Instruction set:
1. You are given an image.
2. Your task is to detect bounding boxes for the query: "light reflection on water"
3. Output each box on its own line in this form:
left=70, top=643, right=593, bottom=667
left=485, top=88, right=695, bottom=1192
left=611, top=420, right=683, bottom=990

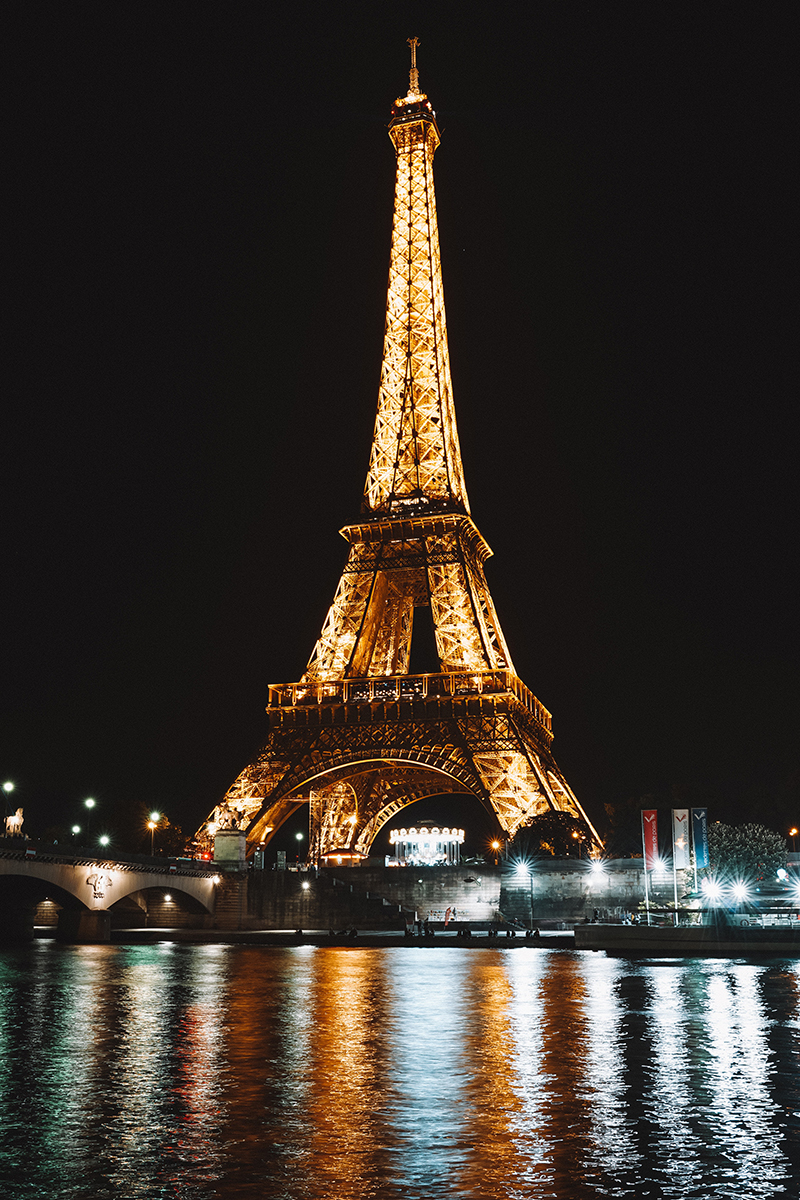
left=1, top=945, right=799, bottom=1198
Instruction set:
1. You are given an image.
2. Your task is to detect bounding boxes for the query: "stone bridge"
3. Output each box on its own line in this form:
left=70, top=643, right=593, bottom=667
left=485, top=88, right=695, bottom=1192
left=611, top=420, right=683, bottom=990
left=0, top=842, right=221, bottom=942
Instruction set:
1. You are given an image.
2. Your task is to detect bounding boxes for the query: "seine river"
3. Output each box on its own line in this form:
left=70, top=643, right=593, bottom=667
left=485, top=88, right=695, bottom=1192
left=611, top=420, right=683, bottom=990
left=1, top=942, right=798, bottom=1199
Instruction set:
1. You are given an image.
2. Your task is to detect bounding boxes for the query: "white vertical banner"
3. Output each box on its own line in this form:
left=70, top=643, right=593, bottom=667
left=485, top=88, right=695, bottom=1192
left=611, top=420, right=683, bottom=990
left=672, top=809, right=690, bottom=869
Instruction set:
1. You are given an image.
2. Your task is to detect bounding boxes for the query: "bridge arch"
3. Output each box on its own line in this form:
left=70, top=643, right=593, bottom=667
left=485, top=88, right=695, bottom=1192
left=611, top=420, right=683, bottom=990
left=109, top=884, right=212, bottom=929
left=103, top=877, right=213, bottom=913
left=0, top=851, right=219, bottom=916
left=0, top=873, right=88, bottom=911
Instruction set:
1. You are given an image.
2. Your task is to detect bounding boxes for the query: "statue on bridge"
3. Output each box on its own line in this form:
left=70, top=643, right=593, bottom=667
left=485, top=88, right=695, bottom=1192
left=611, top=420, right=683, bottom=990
left=4, top=808, right=24, bottom=837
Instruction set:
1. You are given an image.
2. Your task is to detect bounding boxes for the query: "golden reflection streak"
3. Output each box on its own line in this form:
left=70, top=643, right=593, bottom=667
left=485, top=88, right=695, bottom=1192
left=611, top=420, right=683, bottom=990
left=212, top=945, right=318, bottom=1194
left=302, top=948, right=395, bottom=1196
left=456, top=950, right=550, bottom=1196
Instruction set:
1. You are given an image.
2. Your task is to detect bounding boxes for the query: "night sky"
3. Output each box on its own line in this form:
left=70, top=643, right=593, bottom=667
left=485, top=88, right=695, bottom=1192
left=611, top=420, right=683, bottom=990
left=5, top=4, right=797, bottom=853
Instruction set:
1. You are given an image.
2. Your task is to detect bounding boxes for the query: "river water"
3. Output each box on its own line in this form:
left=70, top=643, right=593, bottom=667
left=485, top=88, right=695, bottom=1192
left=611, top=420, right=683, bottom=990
left=1, top=942, right=798, bottom=1199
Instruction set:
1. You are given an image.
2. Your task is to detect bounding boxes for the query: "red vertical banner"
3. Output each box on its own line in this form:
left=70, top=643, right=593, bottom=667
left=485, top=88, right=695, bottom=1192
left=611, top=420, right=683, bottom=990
left=641, top=810, right=659, bottom=870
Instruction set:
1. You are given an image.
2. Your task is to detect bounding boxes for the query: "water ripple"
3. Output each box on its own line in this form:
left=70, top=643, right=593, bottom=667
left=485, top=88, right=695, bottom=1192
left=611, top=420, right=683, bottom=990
left=0, top=944, right=798, bottom=1198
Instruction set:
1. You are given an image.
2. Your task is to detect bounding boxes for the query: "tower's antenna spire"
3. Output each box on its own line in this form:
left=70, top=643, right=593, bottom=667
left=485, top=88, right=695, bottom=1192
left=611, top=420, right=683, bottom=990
left=407, top=37, right=420, bottom=96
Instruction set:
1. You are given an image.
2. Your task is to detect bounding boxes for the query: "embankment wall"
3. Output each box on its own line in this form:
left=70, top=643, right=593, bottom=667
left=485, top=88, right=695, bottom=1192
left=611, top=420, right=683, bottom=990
left=239, top=859, right=667, bottom=930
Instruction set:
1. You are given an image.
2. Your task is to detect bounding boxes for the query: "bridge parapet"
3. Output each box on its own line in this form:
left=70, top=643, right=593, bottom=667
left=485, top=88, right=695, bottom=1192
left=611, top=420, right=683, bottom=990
left=0, top=841, right=220, bottom=878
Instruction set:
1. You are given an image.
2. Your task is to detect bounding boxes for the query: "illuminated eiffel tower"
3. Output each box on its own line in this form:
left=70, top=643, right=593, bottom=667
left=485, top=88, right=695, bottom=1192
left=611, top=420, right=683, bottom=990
left=203, top=42, right=601, bottom=861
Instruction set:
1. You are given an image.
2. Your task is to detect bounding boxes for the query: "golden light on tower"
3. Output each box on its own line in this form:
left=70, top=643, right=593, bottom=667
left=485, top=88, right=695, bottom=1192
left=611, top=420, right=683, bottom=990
left=197, top=44, right=602, bottom=862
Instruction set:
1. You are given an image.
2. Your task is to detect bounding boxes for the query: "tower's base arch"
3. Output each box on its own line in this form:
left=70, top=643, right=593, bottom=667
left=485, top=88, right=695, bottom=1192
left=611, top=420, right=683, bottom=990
left=200, top=687, right=601, bottom=863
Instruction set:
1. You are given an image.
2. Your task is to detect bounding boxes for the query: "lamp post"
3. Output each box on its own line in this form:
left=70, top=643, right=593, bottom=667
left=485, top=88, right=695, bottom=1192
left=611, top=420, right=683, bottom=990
left=148, top=811, right=160, bottom=856
left=790, top=828, right=798, bottom=853
left=71, top=825, right=80, bottom=842
left=3, top=781, right=15, bottom=831
left=525, top=865, right=534, bottom=928
left=84, top=798, right=96, bottom=838
left=2, top=777, right=14, bottom=835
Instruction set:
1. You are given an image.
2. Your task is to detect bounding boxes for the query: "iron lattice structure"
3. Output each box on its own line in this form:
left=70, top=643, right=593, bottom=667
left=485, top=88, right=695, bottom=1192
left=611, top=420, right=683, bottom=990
left=201, top=49, right=601, bottom=861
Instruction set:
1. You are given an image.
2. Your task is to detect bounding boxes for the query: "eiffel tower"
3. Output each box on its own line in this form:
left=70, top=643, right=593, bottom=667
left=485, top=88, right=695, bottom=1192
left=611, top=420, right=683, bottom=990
left=202, top=42, right=601, bottom=861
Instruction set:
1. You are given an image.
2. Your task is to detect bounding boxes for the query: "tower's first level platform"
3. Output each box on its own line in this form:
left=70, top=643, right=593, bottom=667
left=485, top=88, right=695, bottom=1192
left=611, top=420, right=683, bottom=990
left=268, top=669, right=552, bottom=739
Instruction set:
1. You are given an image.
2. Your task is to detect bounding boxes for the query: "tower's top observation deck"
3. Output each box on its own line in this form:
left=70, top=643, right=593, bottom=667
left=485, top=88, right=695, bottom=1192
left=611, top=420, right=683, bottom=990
left=388, top=90, right=439, bottom=139
left=388, top=35, right=437, bottom=130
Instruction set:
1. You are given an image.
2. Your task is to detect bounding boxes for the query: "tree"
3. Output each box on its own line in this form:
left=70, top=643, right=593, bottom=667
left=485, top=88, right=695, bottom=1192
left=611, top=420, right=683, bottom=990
left=602, top=795, right=649, bottom=857
left=704, top=821, right=787, bottom=881
left=117, top=803, right=189, bottom=856
left=511, top=812, right=587, bottom=859
left=149, top=816, right=187, bottom=857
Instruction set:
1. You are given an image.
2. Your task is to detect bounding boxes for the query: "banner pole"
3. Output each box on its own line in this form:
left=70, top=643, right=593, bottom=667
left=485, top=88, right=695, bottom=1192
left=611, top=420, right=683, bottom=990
left=644, top=866, right=651, bottom=925
left=641, top=809, right=655, bottom=926
left=673, top=859, right=679, bottom=927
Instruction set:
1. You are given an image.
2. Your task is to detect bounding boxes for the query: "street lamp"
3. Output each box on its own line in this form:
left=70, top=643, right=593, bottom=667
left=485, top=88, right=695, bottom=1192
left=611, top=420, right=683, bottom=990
left=84, top=798, right=96, bottom=837
left=790, top=828, right=798, bottom=853
left=71, top=825, right=81, bottom=840
left=491, top=839, right=501, bottom=866
left=148, top=811, right=161, bottom=856
left=3, top=781, right=14, bottom=826
left=99, top=834, right=109, bottom=848
left=1, top=777, right=13, bottom=835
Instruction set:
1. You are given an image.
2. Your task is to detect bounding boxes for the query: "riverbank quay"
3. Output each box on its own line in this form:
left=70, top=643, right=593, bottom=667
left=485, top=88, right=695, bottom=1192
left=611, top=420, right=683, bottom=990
left=210, top=857, right=654, bottom=932
left=12, top=851, right=673, bottom=942
left=575, top=922, right=800, bottom=957
left=33, top=925, right=576, bottom=948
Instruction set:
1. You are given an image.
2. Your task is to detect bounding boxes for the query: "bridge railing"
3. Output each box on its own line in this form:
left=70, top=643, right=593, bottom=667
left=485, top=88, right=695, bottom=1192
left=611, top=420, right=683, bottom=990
left=0, top=840, right=220, bottom=877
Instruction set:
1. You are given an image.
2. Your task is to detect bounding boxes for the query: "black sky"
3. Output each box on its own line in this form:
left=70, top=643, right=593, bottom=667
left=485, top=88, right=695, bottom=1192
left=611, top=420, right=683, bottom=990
left=4, top=3, right=798, bottom=850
